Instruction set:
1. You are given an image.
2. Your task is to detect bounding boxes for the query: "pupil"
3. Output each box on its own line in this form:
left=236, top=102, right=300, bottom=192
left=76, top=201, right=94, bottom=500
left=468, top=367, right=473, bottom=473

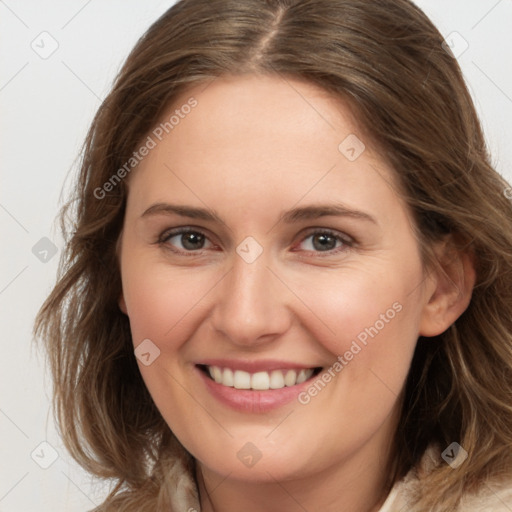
left=182, top=232, right=204, bottom=250
left=313, top=233, right=336, bottom=251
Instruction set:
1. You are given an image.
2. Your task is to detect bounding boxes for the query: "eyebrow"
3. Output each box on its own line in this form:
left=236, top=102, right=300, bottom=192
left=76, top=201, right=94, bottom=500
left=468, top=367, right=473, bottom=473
left=141, top=202, right=377, bottom=225
left=280, top=204, right=377, bottom=225
left=141, top=203, right=222, bottom=222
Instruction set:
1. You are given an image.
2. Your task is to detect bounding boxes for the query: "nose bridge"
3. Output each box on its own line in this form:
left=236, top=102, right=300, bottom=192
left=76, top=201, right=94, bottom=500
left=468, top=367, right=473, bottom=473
left=211, top=254, right=290, bottom=345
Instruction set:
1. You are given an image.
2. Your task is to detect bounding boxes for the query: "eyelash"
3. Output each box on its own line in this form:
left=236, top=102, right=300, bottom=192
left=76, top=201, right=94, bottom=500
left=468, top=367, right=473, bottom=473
left=157, top=227, right=355, bottom=257
left=292, top=228, right=355, bottom=256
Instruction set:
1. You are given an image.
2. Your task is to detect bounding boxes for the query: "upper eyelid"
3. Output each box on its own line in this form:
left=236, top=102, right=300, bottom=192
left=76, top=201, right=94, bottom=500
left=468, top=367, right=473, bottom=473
left=158, top=226, right=354, bottom=252
left=158, top=226, right=351, bottom=240
left=158, top=227, right=216, bottom=254
left=292, top=229, right=355, bottom=254
left=299, top=227, right=353, bottom=241
left=159, top=225, right=213, bottom=241
left=292, top=227, right=355, bottom=249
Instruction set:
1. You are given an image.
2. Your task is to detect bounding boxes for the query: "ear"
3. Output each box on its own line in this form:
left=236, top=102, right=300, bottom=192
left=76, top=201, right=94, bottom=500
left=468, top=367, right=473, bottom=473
left=419, top=236, right=476, bottom=337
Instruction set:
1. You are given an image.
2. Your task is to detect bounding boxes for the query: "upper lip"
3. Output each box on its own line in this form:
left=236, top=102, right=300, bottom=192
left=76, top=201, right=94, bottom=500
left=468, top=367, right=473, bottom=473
left=196, top=359, right=322, bottom=373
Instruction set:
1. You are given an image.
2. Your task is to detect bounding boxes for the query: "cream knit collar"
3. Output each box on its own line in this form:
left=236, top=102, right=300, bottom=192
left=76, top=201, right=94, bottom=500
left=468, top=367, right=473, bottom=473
left=167, top=445, right=512, bottom=511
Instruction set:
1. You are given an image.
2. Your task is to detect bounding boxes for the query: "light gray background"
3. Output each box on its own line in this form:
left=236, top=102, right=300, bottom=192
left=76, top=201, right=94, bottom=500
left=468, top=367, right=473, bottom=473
left=1, top=1, right=511, bottom=510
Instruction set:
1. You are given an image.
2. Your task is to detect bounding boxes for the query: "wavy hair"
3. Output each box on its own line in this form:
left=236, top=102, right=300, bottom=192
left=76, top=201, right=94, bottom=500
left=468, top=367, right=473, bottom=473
left=35, top=0, right=512, bottom=510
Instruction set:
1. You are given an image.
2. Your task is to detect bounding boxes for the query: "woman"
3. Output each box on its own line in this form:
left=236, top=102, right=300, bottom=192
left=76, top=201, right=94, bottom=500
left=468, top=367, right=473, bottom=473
left=35, top=0, right=512, bottom=510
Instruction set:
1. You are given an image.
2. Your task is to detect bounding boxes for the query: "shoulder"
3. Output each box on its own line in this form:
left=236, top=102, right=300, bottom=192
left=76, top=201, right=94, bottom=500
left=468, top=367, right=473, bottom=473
left=378, top=446, right=512, bottom=512
left=459, top=479, right=512, bottom=511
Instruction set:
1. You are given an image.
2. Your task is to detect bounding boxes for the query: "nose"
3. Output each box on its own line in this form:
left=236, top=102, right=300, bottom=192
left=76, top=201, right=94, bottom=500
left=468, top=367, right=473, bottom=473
left=210, top=254, right=292, bottom=348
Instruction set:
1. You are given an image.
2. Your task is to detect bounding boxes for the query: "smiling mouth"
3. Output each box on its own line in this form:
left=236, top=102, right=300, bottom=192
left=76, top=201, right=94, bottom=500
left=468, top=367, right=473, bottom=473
left=198, top=365, right=323, bottom=391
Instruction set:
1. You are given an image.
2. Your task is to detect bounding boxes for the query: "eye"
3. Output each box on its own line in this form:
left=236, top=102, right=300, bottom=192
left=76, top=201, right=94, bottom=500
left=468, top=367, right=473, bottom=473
left=159, top=228, right=214, bottom=252
left=296, top=230, right=352, bottom=253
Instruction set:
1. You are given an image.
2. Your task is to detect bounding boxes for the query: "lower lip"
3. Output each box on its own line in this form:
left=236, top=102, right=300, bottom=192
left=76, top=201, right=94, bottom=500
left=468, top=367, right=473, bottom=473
left=196, top=367, right=318, bottom=413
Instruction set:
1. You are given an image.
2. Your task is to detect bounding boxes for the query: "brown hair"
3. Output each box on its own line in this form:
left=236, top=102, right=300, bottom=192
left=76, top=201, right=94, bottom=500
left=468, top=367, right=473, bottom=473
left=35, top=0, right=512, bottom=510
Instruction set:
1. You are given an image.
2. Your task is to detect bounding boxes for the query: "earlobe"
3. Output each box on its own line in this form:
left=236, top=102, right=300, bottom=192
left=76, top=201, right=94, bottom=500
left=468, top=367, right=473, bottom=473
left=419, top=238, right=476, bottom=337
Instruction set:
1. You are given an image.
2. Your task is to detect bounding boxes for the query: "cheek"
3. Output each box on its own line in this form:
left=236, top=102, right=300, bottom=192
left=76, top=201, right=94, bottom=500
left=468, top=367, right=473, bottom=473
left=294, top=263, right=423, bottom=391
left=121, top=256, right=216, bottom=345
left=120, top=259, right=215, bottom=422
left=285, top=272, right=422, bottom=460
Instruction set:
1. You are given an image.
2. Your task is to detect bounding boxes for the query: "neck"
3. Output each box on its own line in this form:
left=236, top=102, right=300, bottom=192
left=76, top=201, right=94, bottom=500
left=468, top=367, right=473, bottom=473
left=196, top=420, right=397, bottom=512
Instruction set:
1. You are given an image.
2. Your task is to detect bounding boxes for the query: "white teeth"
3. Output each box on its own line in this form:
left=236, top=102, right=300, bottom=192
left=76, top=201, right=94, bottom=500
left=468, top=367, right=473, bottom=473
left=206, top=366, right=315, bottom=390
left=233, top=370, right=251, bottom=389
left=296, top=369, right=308, bottom=384
left=212, top=366, right=222, bottom=383
left=284, top=370, right=297, bottom=387
left=269, top=370, right=285, bottom=389
left=223, top=368, right=234, bottom=387
left=251, top=371, right=270, bottom=390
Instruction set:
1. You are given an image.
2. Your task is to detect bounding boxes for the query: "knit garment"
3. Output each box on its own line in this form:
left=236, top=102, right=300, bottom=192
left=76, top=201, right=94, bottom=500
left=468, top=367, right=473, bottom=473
left=379, top=447, right=512, bottom=511
left=167, top=446, right=512, bottom=511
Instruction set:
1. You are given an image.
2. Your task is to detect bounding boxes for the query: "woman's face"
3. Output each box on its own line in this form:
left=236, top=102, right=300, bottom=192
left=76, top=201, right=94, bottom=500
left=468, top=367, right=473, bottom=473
left=118, top=74, right=438, bottom=483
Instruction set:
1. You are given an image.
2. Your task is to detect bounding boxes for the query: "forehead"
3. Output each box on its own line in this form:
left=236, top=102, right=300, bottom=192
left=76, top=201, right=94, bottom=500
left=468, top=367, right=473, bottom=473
left=127, top=74, right=404, bottom=224
left=165, top=74, right=363, bottom=158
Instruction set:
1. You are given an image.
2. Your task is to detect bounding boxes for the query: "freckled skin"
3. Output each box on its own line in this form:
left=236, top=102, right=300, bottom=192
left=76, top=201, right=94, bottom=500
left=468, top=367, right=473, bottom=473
left=118, top=75, right=468, bottom=512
